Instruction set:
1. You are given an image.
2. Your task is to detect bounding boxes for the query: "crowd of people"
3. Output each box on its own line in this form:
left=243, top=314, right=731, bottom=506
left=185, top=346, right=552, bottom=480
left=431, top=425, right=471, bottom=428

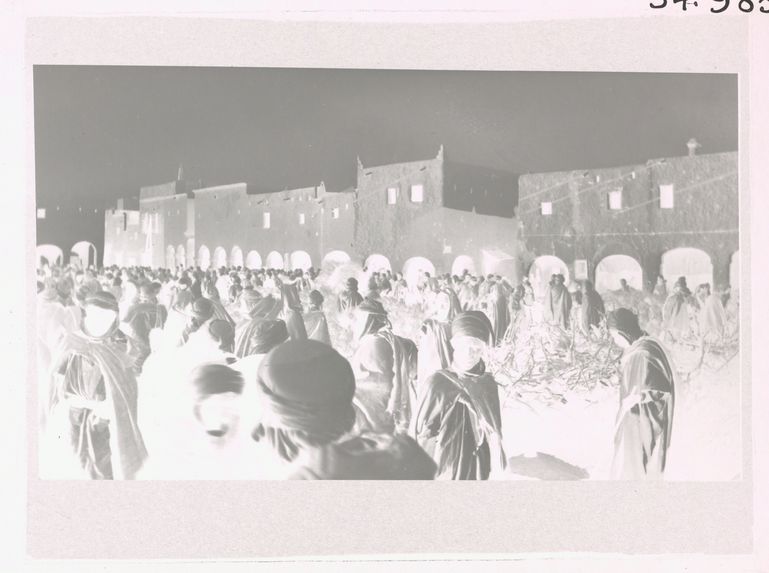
left=34, top=259, right=737, bottom=480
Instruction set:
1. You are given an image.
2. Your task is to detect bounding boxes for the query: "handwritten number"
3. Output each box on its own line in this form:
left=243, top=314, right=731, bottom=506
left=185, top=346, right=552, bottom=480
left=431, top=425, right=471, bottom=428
left=761, top=0, right=769, bottom=12
left=711, top=0, right=730, bottom=11
left=738, top=0, right=754, bottom=10
left=650, top=0, right=667, bottom=7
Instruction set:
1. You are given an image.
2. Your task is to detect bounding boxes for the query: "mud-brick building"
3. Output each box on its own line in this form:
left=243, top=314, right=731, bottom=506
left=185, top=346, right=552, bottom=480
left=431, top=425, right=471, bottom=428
left=517, top=148, right=739, bottom=293
left=353, top=146, right=521, bottom=280
left=101, top=146, right=524, bottom=283
left=35, top=196, right=111, bottom=268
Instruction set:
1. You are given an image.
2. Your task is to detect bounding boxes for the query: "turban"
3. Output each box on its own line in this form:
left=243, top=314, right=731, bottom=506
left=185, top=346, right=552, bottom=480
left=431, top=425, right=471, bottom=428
left=309, top=290, right=324, bottom=308
left=85, top=291, right=119, bottom=313
left=188, top=363, right=244, bottom=399
left=202, top=279, right=220, bottom=300
left=139, top=282, right=155, bottom=300
left=255, top=340, right=356, bottom=442
left=607, top=308, right=645, bottom=342
left=188, top=297, right=215, bottom=323
left=207, top=319, right=236, bottom=353
left=249, top=295, right=281, bottom=320
left=356, top=297, right=389, bottom=338
left=451, top=311, right=494, bottom=346
left=245, top=319, right=289, bottom=355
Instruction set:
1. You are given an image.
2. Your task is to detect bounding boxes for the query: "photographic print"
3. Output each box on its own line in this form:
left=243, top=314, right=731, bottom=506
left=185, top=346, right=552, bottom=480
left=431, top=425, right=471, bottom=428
left=33, top=66, right=739, bottom=483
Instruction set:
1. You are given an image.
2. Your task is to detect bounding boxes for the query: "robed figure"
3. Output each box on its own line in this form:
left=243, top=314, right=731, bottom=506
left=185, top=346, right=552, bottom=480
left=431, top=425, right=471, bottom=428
left=579, top=280, right=605, bottom=335
left=544, top=274, right=572, bottom=330
left=413, top=312, right=506, bottom=480
left=42, top=292, right=147, bottom=479
left=351, top=298, right=418, bottom=434
left=608, top=309, right=675, bottom=480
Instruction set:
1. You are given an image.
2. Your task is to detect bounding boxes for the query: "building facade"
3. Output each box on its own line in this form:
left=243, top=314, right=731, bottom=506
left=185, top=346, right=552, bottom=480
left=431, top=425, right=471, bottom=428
left=96, top=145, right=738, bottom=292
left=517, top=150, right=739, bottom=291
left=36, top=196, right=111, bottom=268
left=102, top=146, right=524, bottom=282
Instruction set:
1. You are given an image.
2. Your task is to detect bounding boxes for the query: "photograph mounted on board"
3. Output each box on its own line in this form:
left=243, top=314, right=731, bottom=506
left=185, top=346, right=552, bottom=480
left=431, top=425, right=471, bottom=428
left=33, top=66, right=740, bottom=481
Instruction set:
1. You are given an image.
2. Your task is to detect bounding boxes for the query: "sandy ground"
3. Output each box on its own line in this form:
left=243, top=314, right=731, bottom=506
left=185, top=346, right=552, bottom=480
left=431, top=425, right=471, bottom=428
left=498, top=348, right=741, bottom=481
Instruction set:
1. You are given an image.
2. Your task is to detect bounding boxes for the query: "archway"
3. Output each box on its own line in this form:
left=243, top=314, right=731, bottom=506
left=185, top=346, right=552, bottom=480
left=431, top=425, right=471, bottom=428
left=265, top=251, right=284, bottom=270
left=245, top=250, right=262, bottom=270
left=290, top=250, right=312, bottom=271
left=595, top=254, right=643, bottom=293
left=661, top=247, right=713, bottom=291
left=729, top=250, right=739, bottom=291
left=36, top=244, right=63, bottom=268
left=230, top=246, right=244, bottom=268
left=402, top=256, right=436, bottom=289
left=176, top=245, right=186, bottom=268
left=451, top=255, right=476, bottom=277
left=213, top=246, right=227, bottom=269
left=198, top=245, right=211, bottom=270
left=364, top=253, right=392, bottom=274
left=322, top=250, right=351, bottom=267
left=528, top=255, right=570, bottom=298
left=166, top=245, right=176, bottom=270
left=70, top=241, right=97, bottom=269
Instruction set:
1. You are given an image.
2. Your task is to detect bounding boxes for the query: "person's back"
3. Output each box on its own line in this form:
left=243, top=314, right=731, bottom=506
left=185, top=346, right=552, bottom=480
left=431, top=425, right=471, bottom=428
left=289, top=432, right=436, bottom=479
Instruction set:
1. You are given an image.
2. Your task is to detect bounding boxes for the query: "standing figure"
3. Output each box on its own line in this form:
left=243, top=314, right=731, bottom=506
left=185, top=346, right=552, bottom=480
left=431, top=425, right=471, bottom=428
left=413, top=311, right=506, bottom=480
left=278, top=273, right=308, bottom=341
left=484, top=282, right=510, bottom=346
left=121, top=282, right=168, bottom=374
left=580, top=280, right=605, bottom=336
left=696, top=283, right=727, bottom=344
left=662, top=277, right=694, bottom=342
left=350, top=298, right=417, bottom=434
left=338, top=277, right=364, bottom=312
left=304, top=290, right=332, bottom=346
left=608, top=308, right=675, bottom=480
left=43, top=292, right=147, bottom=479
left=544, top=274, right=573, bottom=330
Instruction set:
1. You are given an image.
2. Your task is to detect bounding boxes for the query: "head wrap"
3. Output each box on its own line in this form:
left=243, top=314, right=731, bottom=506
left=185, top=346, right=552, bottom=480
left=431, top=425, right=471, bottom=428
left=138, top=282, right=156, bottom=301
left=309, top=290, right=324, bottom=308
left=607, top=308, right=645, bottom=343
left=253, top=340, right=356, bottom=455
left=451, top=311, right=494, bottom=346
left=207, top=319, right=236, bottom=353
left=245, top=319, right=289, bottom=356
left=188, top=297, right=215, bottom=323
left=202, top=279, right=220, bottom=301
left=356, top=297, right=389, bottom=338
left=189, top=363, right=244, bottom=398
left=85, top=291, right=119, bottom=313
left=249, top=295, right=282, bottom=320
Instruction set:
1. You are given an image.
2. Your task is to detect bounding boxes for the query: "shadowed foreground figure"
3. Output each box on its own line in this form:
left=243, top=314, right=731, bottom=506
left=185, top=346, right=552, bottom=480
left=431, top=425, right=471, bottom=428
left=250, top=340, right=436, bottom=479
left=608, top=308, right=675, bottom=480
left=413, top=311, right=506, bottom=480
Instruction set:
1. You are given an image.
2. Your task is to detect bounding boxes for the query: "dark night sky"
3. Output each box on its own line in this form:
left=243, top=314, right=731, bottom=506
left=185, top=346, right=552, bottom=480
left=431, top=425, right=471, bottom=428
left=33, top=66, right=737, bottom=206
